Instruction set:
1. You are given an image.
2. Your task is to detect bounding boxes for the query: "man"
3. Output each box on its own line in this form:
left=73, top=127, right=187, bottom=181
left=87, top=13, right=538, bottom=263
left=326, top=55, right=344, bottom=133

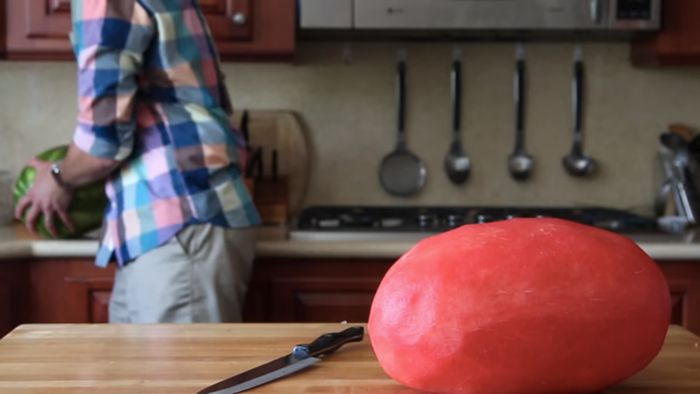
left=14, top=0, right=260, bottom=323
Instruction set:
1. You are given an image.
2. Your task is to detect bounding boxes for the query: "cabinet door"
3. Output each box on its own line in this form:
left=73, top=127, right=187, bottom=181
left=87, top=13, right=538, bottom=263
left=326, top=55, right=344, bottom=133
left=6, top=0, right=72, bottom=59
left=243, top=258, right=393, bottom=323
left=632, top=0, right=700, bottom=66
left=269, top=277, right=380, bottom=322
left=26, top=0, right=72, bottom=41
left=200, top=0, right=253, bottom=42
left=29, top=258, right=115, bottom=324
left=4, top=0, right=293, bottom=61
left=659, top=261, right=700, bottom=336
left=0, top=0, right=6, bottom=57
left=0, top=261, right=30, bottom=338
left=210, top=0, right=296, bottom=60
left=64, top=277, right=114, bottom=323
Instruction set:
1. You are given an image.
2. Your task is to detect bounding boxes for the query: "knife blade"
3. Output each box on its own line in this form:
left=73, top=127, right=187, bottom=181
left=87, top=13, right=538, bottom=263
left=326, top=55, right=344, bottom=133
left=197, top=326, right=364, bottom=394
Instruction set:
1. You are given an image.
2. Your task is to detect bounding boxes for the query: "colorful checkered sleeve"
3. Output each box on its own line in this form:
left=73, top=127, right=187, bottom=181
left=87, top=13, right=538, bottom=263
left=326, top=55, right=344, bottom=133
left=71, top=0, right=154, bottom=161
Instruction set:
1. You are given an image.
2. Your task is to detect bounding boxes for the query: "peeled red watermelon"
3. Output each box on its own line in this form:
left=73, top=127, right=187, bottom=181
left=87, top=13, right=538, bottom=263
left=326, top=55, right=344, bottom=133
left=368, top=218, right=671, bottom=394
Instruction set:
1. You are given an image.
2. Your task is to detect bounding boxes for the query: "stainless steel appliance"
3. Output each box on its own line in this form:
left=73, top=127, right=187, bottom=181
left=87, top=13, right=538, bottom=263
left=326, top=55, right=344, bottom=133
left=291, top=206, right=659, bottom=241
left=656, top=130, right=700, bottom=232
left=299, top=0, right=662, bottom=34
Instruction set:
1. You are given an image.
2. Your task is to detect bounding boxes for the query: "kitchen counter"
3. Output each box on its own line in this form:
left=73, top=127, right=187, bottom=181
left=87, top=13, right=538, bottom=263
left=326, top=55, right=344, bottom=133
left=0, top=323, right=698, bottom=393
left=2, top=224, right=700, bottom=260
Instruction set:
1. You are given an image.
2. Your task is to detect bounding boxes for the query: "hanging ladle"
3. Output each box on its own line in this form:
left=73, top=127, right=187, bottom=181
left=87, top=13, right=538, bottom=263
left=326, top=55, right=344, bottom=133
left=444, top=48, right=471, bottom=184
left=378, top=50, right=427, bottom=197
left=508, top=43, right=534, bottom=181
left=563, top=45, right=597, bottom=177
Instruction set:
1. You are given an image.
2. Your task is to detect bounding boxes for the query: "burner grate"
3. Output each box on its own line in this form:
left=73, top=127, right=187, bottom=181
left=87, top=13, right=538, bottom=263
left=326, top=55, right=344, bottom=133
left=296, top=206, right=659, bottom=234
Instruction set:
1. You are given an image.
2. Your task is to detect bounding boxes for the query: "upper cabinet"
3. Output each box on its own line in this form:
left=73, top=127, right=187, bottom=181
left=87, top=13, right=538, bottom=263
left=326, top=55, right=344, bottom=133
left=0, top=0, right=5, bottom=58
left=4, top=0, right=295, bottom=61
left=5, top=0, right=73, bottom=60
left=631, top=0, right=700, bottom=66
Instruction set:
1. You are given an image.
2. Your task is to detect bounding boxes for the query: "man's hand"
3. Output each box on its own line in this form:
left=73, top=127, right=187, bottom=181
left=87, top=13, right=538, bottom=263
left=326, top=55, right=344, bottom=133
left=14, top=158, right=76, bottom=238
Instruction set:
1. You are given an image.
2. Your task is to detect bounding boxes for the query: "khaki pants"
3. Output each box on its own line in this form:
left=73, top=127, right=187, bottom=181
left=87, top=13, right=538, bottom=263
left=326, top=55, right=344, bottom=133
left=108, top=224, right=256, bottom=323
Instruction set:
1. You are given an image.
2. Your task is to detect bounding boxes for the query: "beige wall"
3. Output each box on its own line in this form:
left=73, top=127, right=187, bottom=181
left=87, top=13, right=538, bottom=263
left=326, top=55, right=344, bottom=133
left=1, top=42, right=700, bottom=214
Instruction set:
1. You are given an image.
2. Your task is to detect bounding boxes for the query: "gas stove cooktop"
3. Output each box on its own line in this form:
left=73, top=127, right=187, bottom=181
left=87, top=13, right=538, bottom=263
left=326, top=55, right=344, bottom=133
left=290, top=206, right=661, bottom=241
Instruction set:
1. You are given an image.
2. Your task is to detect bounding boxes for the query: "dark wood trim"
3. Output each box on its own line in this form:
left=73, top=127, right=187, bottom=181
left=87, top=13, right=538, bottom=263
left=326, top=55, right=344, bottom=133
left=631, top=44, right=700, bottom=66
left=658, top=261, right=700, bottom=336
left=5, top=51, right=75, bottom=61
left=0, top=260, right=30, bottom=339
left=631, top=0, right=700, bottom=67
left=0, top=0, right=6, bottom=58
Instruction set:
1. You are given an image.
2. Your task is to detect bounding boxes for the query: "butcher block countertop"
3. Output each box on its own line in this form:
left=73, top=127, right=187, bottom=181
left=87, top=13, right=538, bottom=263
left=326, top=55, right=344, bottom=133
left=3, top=224, right=700, bottom=260
left=0, top=323, right=698, bottom=394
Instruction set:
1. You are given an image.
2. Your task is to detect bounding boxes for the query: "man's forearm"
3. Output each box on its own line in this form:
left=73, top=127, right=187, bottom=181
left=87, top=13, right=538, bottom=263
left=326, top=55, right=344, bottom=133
left=58, top=143, right=122, bottom=187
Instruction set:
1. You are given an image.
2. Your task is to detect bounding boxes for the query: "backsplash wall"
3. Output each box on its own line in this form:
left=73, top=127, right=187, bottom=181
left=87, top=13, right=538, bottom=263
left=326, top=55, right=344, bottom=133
left=1, top=42, right=699, bottom=214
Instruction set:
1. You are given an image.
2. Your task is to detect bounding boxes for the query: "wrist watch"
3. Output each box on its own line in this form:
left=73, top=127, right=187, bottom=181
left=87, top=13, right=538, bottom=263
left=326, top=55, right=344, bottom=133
left=50, top=162, right=73, bottom=190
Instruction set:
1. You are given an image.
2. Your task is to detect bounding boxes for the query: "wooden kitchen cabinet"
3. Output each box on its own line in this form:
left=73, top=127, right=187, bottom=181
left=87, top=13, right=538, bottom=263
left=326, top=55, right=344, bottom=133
left=3, top=0, right=295, bottom=61
left=27, top=258, right=115, bottom=325
left=631, top=0, right=700, bottom=66
left=243, top=258, right=393, bottom=323
left=2, top=257, right=700, bottom=339
left=243, top=258, right=700, bottom=335
left=0, top=260, right=30, bottom=338
left=0, top=257, right=116, bottom=338
left=659, top=262, right=700, bottom=334
left=0, top=0, right=6, bottom=58
left=5, top=0, right=73, bottom=60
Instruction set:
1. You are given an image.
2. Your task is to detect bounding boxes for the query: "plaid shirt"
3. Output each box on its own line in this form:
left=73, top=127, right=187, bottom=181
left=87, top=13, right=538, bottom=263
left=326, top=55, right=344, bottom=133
left=71, top=0, right=260, bottom=267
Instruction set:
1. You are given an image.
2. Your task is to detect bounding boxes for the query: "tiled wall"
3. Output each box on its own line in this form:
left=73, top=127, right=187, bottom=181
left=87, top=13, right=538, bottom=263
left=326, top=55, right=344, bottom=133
left=1, top=41, right=699, bottom=214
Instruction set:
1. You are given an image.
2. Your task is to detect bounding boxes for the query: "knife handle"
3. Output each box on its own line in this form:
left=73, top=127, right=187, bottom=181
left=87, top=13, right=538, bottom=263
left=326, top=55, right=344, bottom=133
left=291, top=326, right=364, bottom=359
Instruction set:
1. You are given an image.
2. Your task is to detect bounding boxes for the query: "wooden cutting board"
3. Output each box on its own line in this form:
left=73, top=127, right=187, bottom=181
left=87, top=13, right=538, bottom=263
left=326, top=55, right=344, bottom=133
left=232, top=110, right=310, bottom=220
left=0, top=323, right=698, bottom=393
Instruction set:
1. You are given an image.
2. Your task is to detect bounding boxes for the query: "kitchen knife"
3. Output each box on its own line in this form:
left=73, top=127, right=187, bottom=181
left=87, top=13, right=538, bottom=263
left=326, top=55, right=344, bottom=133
left=271, top=149, right=278, bottom=182
left=257, top=147, right=264, bottom=181
left=240, top=110, right=250, bottom=152
left=197, top=326, right=364, bottom=394
left=244, top=147, right=261, bottom=179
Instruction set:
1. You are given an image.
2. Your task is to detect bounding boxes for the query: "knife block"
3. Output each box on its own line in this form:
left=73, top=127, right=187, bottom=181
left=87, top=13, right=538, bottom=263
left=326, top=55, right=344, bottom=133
left=233, top=110, right=309, bottom=220
left=253, top=176, right=289, bottom=226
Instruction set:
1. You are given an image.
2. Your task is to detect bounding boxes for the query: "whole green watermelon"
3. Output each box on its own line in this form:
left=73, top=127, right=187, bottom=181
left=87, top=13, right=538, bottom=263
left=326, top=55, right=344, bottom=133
left=13, top=145, right=108, bottom=239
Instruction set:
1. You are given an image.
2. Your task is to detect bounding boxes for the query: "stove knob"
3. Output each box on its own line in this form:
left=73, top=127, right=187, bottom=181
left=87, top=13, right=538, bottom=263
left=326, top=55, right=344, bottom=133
left=318, top=218, right=341, bottom=228
left=476, top=214, right=497, bottom=224
left=594, top=220, right=622, bottom=231
left=381, top=217, right=404, bottom=228
left=417, top=214, right=438, bottom=229
left=446, top=214, right=464, bottom=228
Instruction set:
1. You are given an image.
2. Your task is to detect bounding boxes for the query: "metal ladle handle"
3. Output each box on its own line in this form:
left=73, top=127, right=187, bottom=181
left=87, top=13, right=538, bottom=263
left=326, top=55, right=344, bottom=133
left=451, top=49, right=462, bottom=138
left=514, top=44, right=526, bottom=153
left=571, top=46, right=584, bottom=157
left=396, top=51, right=407, bottom=150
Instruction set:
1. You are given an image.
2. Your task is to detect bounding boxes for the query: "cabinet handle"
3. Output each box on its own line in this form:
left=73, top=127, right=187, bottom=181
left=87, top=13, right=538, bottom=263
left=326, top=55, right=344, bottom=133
left=231, top=12, right=247, bottom=25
